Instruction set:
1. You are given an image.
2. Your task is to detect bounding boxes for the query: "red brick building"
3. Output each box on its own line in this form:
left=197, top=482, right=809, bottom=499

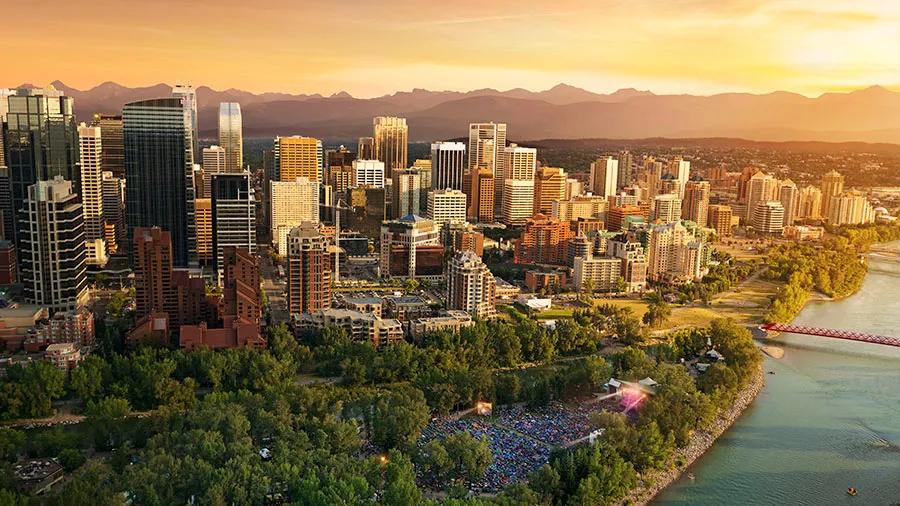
left=221, top=247, right=262, bottom=324
left=513, top=214, right=573, bottom=265
left=525, top=270, right=567, bottom=293
left=0, top=241, right=16, bottom=285
left=179, top=316, right=266, bottom=351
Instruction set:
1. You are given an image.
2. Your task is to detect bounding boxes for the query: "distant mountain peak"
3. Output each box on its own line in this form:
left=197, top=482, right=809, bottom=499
left=330, top=91, right=353, bottom=99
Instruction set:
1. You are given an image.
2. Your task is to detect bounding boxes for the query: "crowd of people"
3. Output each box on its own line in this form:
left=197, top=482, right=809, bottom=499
left=417, top=402, right=606, bottom=493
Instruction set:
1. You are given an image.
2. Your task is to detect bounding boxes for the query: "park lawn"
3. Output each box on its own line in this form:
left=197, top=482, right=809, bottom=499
left=534, top=308, right=575, bottom=319
left=657, top=306, right=723, bottom=330
left=591, top=298, right=650, bottom=319
left=709, top=277, right=782, bottom=324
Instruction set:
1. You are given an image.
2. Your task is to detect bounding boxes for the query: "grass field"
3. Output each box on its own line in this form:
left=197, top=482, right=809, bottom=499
left=591, top=298, right=651, bottom=319
left=657, top=307, right=724, bottom=330
left=708, top=277, right=782, bottom=325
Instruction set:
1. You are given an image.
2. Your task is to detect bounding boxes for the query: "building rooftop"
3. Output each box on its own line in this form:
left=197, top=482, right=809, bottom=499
left=344, top=297, right=382, bottom=305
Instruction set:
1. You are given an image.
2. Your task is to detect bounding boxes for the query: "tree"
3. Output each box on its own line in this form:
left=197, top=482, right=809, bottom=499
left=0, top=428, right=25, bottom=462
left=494, top=373, right=521, bottom=405
left=69, top=355, right=108, bottom=402
left=443, top=431, right=493, bottom=482
left=403, top=278, right=420, bottom=293
left=57, top=448, right=86, bottom=472
left=371, top=387, right=429, bottom=450
left=381, top=449, right=422, bottom=506
left=84, top=396, right=132, bottom=451
left=643, top=299, right=672, bottom=328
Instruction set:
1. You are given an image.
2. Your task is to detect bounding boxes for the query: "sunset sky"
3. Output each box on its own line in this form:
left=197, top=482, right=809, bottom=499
left=6, top=0, right=900, bottom=97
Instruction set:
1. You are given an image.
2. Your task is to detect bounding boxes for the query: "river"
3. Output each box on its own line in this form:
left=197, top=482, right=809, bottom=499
left=655, top=262, right=900, bottom=506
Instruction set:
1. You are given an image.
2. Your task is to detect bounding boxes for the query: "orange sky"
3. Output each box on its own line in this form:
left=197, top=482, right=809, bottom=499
left=6, top=0, right=900, bottom=97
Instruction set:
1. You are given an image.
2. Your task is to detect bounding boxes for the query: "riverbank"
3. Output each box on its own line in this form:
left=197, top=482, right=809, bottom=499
left=616, top=366, right=765, bottom=506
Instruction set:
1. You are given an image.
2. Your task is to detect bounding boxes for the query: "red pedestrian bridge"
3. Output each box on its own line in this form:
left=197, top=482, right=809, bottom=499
left=760, top=323, right=900, bottom=348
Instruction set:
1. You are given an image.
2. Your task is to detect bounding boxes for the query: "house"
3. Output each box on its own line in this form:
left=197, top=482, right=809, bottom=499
left=704, top=349, right=726, bottom=363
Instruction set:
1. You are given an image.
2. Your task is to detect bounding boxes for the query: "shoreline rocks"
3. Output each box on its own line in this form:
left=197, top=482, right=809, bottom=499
left=761, top=346, right=785, bottom=359
left=616, top=366, right=765, bottom=506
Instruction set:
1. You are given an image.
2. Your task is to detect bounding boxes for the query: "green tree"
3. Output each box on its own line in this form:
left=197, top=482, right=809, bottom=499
left=69, top=355, right=109, bottom=402
left=381, top=449, right=422, bottom=506
left=0, top=428, right=25, bottom=462
left=57, top=448, right=86, bottom=472
left=84, top=396, right=132, bottom=451
left=372, top=387, right=429, bottom=450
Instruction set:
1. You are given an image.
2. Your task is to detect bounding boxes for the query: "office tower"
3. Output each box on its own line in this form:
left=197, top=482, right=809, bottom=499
left=78, top=123, right=107, bottom=266
left=327, top=145, right=356, bottom=168
left=573, top=253, right=623, bottom=293
left=452, top=227, right=485, bottom=257
left=0, top=240, right=16, bottom=285
left=275, top=136, right=323, bottom=183
left=827, top=192, right=875, bottom=226
left=133, top=227, right=174, bottom=319
left=195, top=198, right=213, bottom=265
left=468, top=122, right=507, bottom=175
left=500, top=144, right=537, bottom=207
left=502, top=180, right=536, bottom=226
left=20, top=178, right=88, bottom=311
left=218, top=102, right=242, bottom=172
left=707, top=205, right=734, bottom=237
left=533, top=167, right=567, bottom=214
left=201, top=145, right=227, bottom=198
left=513, top=215, right=574, bottom=265
left=745, top=171, right=778, bottom=223
left=171, top=83, right=198, bottom=160
left=287, top=223, right=332, bottom=314
left=669, top=157, right=690, bottom=197
left=590, top=157, right=618, bottom=197
left=352, top=159, right=385, bottom=188
left=358, top=137, right=375, bottom=159
left=551, top=195, right=610, bottom=223
left=618, top=151, right=633, bottom=190
left=752, top=201, right=785, bottom=234
left=647, top=221, right=702, bottom=282
left=644, top=158, right=664, bottom=200
left=798, top=185, right=823, bottom=220
left=427, top=189, right=467, bottom=228
left=469, top=167, right=495, bottom=223
left=124, top=98, right=196, bottom=266
left=778, top=179, right=800, bottom=226
left=820, top=170, right=845, bottom=219
left=683, top=177, right=710, bottom=227
left=650, top=194, right=683, bottom=223
left=101, top=172, right=126, bottom=253
left=392, top=168, right=422, bottom=219
left=373, top=117, right=408, bottom=178
left=270, top=178, right=319, bottom=254
left=330, top=166, right=354, bottom=194
left=565, top=178, right=583, bottom=200
left=319, top=184, right=333, bottom=224
left=446, top=251, right=496, bottom=319
left=211, top=173, right=256, bottom=280
left=379, top=215, right=443, bottom=279
left=431, top=142, right=466, bottom=191
left=91, top=114, right=124, bottom=178
left=5, top=88, right=80, bottom=247
left=412, top=160, right=433, bottom=215
left=737, top=167, right=761, bottom=203
left=343, top=187, right=386, bottom=240
left=0, top=167, right=11, bottom=241
left=220, top=246, right=262, bottom=324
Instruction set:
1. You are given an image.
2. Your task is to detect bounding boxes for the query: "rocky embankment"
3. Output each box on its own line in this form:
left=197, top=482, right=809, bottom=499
left=617, top=366, right=765, bottom=506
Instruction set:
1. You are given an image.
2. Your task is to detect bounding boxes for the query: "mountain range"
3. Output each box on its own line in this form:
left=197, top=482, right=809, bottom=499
left=13, top=81, right=900, bottom=144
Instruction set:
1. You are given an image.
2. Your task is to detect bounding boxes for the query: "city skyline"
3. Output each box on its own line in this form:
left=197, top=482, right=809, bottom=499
left=6, top=1, right=900, bottom=98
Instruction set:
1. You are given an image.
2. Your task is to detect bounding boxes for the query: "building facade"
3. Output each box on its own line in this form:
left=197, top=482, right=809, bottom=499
left=218, top=102, right=242, bottom=172
left=373, top=116, right=408, bottom=178
left=211, top=173, right=256, bottom=279
left=431, top=142, right=466, bottom=192
left=427, top=189, right=467, bottom=229
left=446, top=251, right=496, bottom=319
left=379, top=215, right=443, bottom=279
left=286, top=223, right=332, bottom=314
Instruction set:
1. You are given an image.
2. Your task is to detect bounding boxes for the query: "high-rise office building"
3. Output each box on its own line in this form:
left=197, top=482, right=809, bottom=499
left=737, top=167, right=761, bottom=203
left=650, top=194, right=683, bottom=223
left=647, top=221, right=702, bottom=282
left=101, top=172, right=126, bottom=254
left=683, top=177, right=710, bottom=227
left=194, top=198, right=213, bottom=265
left=379, top=215, right=443, bottom=279
left=502, top=143, right=537, bottom=181
left=352, top=159, right=385, bottom=188
left=330, top=166, right=354, bottom=194
left=20, top=178, right=88, bottom=311
left=745, top=171, right=779, bottom=223
left=78, top=123, right=107, bottom=266
left=777, top=179, right=800, bottom=226
left=468, top=122, right=506, bottom=176
left=270, top=178, right=319, bottom=254
left=427, top=189, right=467, bottom=229
left=171, top=83, right=198, bottom=160
left=502, top=179, right=536, bottom=226
left=5, top=88, right=80, bottom=248
left=218, top=102, right=242, bottom=172
left=124, top=97, right=196, bottom=266
left=533, top=167, right=567, bottom=215
left=91, top=114, right=124, bottom=178
left=392, top=168, right=422, bottom=219
left=211, top=173, right=256, bottom=280
left=358, top=137, right=375, bottom=160
left=201, top=145, right=227, bottom=198
left=133, top=227, right=174, bottom=320
left=469, top=167, right=495, bottom=223
left=431, top=142, right=466, bottom=191
left=752, top=201, right=785, bottom=234
left=373, top=116, right=407, bottom=177
left=287, top=223, right=332, bottom=314
left=669, top=157, right=690, bottom=198
left=707, top=205, right=734, bottom=237
left=564, top=178, right=583, bottom=200
left=446, top=251, right=496, bottom=319
left=590, top=157, right=618, bottom=197
left=275, top=136, right=323, bottom=183
left=0, top=167, right=12, bottom=241
left=820, top=170, right=845, bottom=219
left=618, top=151, right=634, bottom=190
left=551, top=195, right=610, bottom=223
left=798, top=185, right=823, bottom=220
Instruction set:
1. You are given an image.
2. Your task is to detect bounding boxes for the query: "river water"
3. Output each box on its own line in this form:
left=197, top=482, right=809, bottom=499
left=656, top=263, right=900, bottom=506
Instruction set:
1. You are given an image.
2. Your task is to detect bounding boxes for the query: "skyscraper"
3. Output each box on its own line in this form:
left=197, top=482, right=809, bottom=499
left=752, top=201, right=785, bottom=234
left=379, top=215, right=443, bottom=279
left=469, top=167, right=495, bottom=223
left=683, top=177, right=710, bottom=227
left=590, top=157, right=618, bottom=197
left=468, top=122, right=507, bottom=176
left=647, top=221, right=702, bottom=282
left=5, top=88, right=80, bottom=248
left=201, top=145, right=227, bottom=198
left=798, top=185, right=823, bottom=220
left=533, top=167, right=567, bottom=215
left=827, top=191, right=875, bottom=226
left=617, top=151, right=634, bottom=190
left=287, top=223, right=332, bottom=314
left=211, top=173, right=256, bottom=280
left=427, top=189, right=467, bottom=229
left=373, top=116, right=408, bottom=178
left=431, top=142, right=466, bottom=191
left=78, top=123, right=107, bottom=266
left=275, top=136, right=323, bottom=183
left=20, top=178, right=88, bottom=311
left=778, top=179, right=800, bottom=226
left=502, top=179, right=535, bottom=226
left=358, top=137, right=375, bottom=160
left=91, top=114, right=124, bottom=178
left=132, top=227, right=174, bottom=320
left=171, top=83, right=198, bottom=160
left=446, top=251, right=496, bottom=319
left=392, top=168, right=422, bottom=219
left=124, top=98, right=196, bottom=266
left=502, top=144, right=537, bottom=181
left=352, top=159, right=385, bottom=188
left=745, top=171, right=778, bottom=223
left=820, top=170, right=845, bottom=219
left=218, top=102, right=243, bottom=172
left=195, top=198, right=213, bottom=265
left=270, top=178, right=319, bottom=255
left=650, top=194, right=683, bottom=223
left=669, top=157, right=690, bottom=198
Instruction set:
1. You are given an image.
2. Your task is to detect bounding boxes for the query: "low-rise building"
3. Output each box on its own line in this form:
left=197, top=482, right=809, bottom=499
left=516, top=294, right=552, bottom=312
left=409, top=310, right=474, bottom=340
left=179, top=316, right=266, bottom=351
left=13, top=459, right=64, bottom=495
left=384, top=295, right=432, bottom=320
left=525, top=270, right=567, bottom=292
left=783, top=225, right=825, bottom=241
left=0, top=305, right=46, bottom=351
left=342, top=297, right=383, bottom=318
left=44, top=343, right=83, bottom=372
left=23, top=308, right=95, bottom=353
left=494, top=278, right=521, bottom=299
left=292, top=309, right=403, bottom=347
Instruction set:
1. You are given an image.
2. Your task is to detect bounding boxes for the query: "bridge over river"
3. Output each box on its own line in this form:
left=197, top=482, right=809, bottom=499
left=760, top=323, right=900, bottom=348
